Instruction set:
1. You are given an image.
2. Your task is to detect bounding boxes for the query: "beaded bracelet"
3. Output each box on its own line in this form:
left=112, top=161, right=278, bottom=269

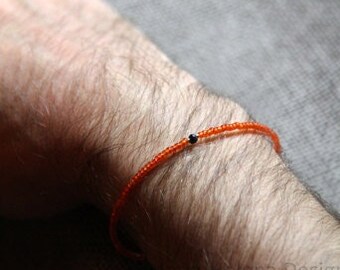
left=110, top=122, right=281, bottom=260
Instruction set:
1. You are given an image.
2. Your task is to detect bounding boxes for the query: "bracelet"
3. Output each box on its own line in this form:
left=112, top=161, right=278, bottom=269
left=109, top=122, right=281, bottom=260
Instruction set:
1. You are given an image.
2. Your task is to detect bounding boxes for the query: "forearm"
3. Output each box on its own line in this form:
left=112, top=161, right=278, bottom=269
left=64, top=6, right=340, bottom=267
left=90, top=74, right=340, bottom=268
left=75, top=16, right=340, bottom=265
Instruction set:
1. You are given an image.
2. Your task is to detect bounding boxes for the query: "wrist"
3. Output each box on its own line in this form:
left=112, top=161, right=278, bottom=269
left=86, top=71, right=340, bottom=268
left=86, top=64, right=250, bottom=206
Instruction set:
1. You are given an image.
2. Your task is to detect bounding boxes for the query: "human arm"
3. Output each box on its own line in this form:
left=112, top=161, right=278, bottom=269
left=0, top=0, right=339, bottom=269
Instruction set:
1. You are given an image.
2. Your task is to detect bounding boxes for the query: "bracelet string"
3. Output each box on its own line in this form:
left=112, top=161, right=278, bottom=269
left=110, top=122, right=281, bottom=260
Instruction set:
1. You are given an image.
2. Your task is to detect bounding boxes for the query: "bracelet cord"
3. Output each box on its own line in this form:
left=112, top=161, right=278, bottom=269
left=110, top=122, right=281, bottom=260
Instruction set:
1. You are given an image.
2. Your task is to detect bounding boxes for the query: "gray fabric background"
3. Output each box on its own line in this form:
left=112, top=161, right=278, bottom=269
left=108, top=0, right=340, bottom=211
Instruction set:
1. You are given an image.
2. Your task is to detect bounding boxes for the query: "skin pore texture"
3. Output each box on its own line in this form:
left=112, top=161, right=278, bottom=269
left=0, top=0, right=339, bottom=269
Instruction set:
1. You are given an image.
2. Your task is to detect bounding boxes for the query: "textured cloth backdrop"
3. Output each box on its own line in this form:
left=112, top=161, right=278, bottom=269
left=1, top=1, right=339, bottom=270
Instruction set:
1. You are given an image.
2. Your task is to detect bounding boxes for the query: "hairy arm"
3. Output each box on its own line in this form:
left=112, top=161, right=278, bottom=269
left=0, top=0, right=339, bottom=269
left=93, top=74, right=340, bottom=268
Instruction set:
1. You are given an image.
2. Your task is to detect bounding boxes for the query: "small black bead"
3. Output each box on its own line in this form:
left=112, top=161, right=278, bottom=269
left=188, top=134, right=198, bottom=144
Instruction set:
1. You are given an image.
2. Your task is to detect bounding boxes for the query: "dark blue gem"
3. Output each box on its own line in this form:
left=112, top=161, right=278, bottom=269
left=188, top=134, right=198, bottom=144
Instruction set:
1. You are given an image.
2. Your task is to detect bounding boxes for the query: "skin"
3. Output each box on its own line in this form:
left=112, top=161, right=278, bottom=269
left=0, top=0, right=339, bottom=269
